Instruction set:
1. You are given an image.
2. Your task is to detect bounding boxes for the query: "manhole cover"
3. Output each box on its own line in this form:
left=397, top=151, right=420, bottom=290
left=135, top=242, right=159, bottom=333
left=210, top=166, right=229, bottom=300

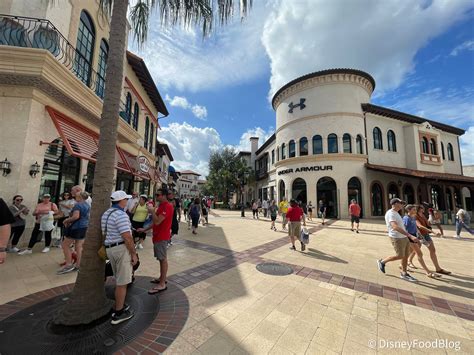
left=256, top=262, right=293, bottom=276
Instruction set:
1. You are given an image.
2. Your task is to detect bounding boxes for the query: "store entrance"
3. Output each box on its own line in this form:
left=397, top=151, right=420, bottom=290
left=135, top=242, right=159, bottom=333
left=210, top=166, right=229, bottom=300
left=317, top=177, right=338, bottom=218
left=39, top=138, right=80, bottom=202
left=116, top=171, right=134, bottom=194
left=292, top=178, right=307, bottom=204
left=347, top=177, right=363, bottom=218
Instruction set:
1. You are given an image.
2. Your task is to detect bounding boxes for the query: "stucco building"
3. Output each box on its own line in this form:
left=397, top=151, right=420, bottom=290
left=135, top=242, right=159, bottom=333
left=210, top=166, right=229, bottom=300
left=245, top=69, right=473, bottom=220
left=0, top=2, right=170, bottom=216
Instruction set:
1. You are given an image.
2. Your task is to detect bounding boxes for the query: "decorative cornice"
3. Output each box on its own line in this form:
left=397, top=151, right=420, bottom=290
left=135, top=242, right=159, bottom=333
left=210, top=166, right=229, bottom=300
left=274, top=154, right=368, bottom=168
left=272, top=69, right=375, bottom=110
left=276, top=112, right=363, bottom=134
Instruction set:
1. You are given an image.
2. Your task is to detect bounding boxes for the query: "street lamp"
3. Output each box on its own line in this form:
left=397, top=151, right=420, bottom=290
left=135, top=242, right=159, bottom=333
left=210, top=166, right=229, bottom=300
left=240, top=171, right=249, bottom=217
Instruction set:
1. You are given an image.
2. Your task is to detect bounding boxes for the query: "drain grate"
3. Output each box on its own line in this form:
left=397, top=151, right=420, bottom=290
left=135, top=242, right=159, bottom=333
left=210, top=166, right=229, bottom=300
left=256, top=262, right=293, bottom=276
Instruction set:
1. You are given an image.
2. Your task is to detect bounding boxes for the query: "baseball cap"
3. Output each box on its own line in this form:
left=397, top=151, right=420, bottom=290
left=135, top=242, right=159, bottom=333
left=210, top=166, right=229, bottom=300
left=43, top=193, right=51, bottom=198
left=111, top=190, right=132, bottom=202
left=390, top=198, right=406, bottom=205
left=140, top=194, right=148, bottom=199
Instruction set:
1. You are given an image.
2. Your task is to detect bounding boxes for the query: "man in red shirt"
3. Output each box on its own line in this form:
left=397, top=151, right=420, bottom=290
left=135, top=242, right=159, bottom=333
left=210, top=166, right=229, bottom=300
left=286, top=199, right=306, bottom=251
left=140, top=188, right=173, bottom=294
left=349, top=199, right=361, bottom=233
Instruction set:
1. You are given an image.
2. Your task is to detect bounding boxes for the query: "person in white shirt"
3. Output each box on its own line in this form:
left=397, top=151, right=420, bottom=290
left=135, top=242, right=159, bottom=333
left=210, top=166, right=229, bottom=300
left=125, top=192, right=139, bottom=218
left=377, top=198, right=418, bottom=282
left=455, top=206, right=473, bottom=238
left=262, top=199, right=269, bottom=218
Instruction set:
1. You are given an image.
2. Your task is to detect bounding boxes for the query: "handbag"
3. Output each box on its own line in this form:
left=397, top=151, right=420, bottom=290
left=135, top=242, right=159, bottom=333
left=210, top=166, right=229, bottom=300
left=300, top=227, right=310, bottom=245
left=98, top=209, right=119, bottom=261
left=39, top=212, right=55, bottom=231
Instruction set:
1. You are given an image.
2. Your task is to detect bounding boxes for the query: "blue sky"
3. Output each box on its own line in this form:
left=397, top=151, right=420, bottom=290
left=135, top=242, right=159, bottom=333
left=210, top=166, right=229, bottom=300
left=131, top=0, right=474, bottom=175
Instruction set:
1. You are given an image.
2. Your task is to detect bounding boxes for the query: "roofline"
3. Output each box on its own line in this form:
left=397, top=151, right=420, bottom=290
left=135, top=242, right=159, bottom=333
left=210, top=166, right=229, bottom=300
left=179, top=171, right=201, bottom=176
left=271, top=68, right=376, bottom=109
left=238, top=151, right=251, bottom=155
left=126, top=51, right=169, bottom=117
left=256, top=133, right=276, bottom=155
left=362, top=103, right=465, bottom=136
left=157, top=142, right=174, bottom=161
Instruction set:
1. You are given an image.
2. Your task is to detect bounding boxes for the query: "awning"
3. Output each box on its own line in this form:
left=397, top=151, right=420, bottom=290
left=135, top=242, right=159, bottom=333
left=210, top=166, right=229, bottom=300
left=366, top=163, right=474, bottom=184
left=121, top=150, right=151, bottom=180
left=46, top=106, right=133, bottom=173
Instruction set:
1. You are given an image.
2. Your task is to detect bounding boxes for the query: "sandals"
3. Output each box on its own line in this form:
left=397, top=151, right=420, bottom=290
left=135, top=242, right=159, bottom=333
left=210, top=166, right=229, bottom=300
left=436, top=269, right=451, bottom=275
left=426, top=272, right=441, bottom=278
left=148, top=286, right=167, bottom=295
left=408, top=262, right=417, bottom=269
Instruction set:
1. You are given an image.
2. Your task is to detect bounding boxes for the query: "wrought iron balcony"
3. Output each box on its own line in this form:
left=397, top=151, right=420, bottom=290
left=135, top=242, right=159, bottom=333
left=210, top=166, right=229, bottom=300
left=0, top=14, right=104, bottom=98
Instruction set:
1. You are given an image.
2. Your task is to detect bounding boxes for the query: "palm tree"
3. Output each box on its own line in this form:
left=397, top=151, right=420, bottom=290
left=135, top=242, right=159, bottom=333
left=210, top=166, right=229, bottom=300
left=53, top=0, right=252, bottom=325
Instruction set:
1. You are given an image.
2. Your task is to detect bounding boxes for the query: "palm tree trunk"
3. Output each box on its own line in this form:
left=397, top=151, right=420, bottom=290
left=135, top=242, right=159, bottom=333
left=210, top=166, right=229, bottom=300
left=53, top=0, right=128, bottom=325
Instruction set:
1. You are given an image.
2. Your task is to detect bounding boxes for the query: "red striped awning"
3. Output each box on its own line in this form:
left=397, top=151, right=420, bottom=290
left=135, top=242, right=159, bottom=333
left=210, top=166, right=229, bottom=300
left=46, top=106, right=133, bottom=174
left=121, top=150, right=151, bottom=180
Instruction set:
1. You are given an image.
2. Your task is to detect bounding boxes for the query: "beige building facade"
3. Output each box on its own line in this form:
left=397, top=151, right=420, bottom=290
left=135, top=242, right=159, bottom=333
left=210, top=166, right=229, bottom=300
left=248, top=69, right=474, bottom=220
left=0, top=1, right=169, bottom=228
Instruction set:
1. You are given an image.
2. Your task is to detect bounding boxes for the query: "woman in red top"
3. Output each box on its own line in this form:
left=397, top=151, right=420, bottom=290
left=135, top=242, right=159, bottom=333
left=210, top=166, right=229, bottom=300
left=286, top=199, right=306, bottom=251
left=413, top=205, right=450, bottom=275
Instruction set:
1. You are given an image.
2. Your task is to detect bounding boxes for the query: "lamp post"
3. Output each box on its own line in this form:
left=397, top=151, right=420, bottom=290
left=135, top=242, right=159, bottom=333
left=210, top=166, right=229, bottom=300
left=240, top=171, right=249, bottom=217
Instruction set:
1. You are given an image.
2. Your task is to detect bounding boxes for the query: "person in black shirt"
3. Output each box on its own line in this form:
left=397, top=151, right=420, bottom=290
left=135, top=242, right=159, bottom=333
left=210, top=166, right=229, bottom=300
left=0, top=198, right=15, bottom=264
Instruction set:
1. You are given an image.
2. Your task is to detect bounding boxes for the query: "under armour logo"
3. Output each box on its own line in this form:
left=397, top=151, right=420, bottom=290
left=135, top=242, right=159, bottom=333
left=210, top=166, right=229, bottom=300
left=288, top=98, right=306, bottom=113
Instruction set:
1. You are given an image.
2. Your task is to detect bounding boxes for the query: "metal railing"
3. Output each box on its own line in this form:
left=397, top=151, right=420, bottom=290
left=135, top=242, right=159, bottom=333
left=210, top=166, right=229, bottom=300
left=0, top=14, right=103, bottom=98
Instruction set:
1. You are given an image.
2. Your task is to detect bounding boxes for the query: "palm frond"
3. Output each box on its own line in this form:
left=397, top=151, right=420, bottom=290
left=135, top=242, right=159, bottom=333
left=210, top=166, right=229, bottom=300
left=98, top=0, right=113, bottom=21
left=130, top=0, right=152, bottom=45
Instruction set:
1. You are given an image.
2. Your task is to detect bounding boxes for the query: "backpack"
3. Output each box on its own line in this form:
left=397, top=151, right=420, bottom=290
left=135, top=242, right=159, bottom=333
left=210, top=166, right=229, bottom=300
left=190, top=204, right=200, bottom=217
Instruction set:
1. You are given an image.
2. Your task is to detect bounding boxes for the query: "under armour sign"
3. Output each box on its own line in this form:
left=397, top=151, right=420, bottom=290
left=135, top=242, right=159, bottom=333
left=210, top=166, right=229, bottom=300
left=288, top=98, right=306, bottom=113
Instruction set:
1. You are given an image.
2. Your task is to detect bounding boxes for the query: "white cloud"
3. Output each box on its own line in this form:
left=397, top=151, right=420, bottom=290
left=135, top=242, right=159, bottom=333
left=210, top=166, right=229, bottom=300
left=158, top=122, right=222, bottom=176
left=262, top=0, right=474, bottom=98
left=164, top=95, right=208, bottom=120
left=130, top=1, right=271, bottom=92
left=460, top=126, right=474, bottom=165
left=450, top=40, right=474, bottom=56
left=235, top=127, right=274, bottom=152
left=191, top=105, right=208, bottom=120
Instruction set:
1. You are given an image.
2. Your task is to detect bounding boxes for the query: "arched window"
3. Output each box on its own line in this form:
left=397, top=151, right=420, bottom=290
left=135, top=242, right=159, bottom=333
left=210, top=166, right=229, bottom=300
left=387, top=183, right=399, bottom=205
left=124, top=93, right=132, bottom=124
left=373, top=127, right=383, bottom=150
left=312, top=135, right=323, bottom=154
left=447, top=143, right=454, bottom=161
left=276, top=147, right=279, bottom=161
left=279, top=180, right=285, bottom=201
left=95, top=39, right=108, bottom=98
left=133, top=102, right=139, bottom=130
left=74, top=11, right=95, bottom=86
left=144, top=116, right=149, bottom=149
left=430, top=139, right=437, bottom=155
left=356, top=135, right=364, bottom=154
left=300, top=137, right=308, bottom=156
left=343, top=133, right=352, bottom=153
left=328, top=134, right=338, bottom=153
left=288, top=140, right=296, bottom=158
left=387, top=130, right=397, bottom=152
left=281, top=143, right=286, bottom=160
left=149, top=122, right=154, bottom=153
left=371, top=182, right=384, bottom=216
left=441, top=142, right=445, bottom=160
left=421, top=137, right=429, bottom=154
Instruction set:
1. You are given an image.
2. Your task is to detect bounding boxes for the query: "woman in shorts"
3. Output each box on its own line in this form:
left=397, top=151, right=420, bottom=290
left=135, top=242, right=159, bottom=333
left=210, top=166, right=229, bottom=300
left=402, top=205, right=439, bottom=278
left=57, top=191, right=90, bottom=274
left=269, top=200, right=278, bottom=231
left=131, top=195, right=148, bottom=249
left=413, top=205, right=450, bottom=275
left=307, top=201, right=313, bottom=221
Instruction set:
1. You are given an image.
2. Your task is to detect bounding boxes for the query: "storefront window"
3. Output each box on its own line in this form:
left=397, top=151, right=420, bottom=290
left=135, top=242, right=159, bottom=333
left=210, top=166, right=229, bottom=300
left=403, top=184, right=415, bottom=204
left=39, top=138, right=80, bottom=202
left=348, top=177, right=362, bottom=217
left=317, top=177, right=337, bottom=218
left=116, top=171, right=134, bottom=193
left=387, top=183, right=399, bottom=205
left=371, top=183, right=383, bottom=216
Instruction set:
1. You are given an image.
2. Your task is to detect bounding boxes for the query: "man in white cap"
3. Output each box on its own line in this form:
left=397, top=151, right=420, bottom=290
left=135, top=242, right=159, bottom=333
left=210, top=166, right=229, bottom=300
left=377, top=198, right=417, bottom=282
left=101, top=190, right=138, bottom=325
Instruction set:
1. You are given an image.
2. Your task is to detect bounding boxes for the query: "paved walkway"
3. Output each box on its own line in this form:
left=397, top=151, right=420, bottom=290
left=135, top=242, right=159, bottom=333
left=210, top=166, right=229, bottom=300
left=1, top=210, right=473, bottom=354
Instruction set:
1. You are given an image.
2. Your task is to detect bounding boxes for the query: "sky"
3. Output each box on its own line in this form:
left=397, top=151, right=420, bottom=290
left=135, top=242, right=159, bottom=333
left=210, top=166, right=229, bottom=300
left=130, top=0, right=474, bottom=176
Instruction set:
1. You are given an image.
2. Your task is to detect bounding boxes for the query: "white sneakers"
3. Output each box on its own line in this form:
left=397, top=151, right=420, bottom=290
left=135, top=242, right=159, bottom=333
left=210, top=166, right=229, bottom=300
left=455, top=235, right=461, bottom=239
left=42, top=247, right=50, bottom=253
left=137, top=243, right=144, bottom=250
left=18, top=249, right=32, bottom=255
left=10, top=247, right=20, bottom=253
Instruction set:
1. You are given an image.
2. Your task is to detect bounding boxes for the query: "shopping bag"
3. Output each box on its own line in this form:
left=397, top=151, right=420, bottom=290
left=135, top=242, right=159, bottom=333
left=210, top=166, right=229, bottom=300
left=300, top=227, right=310, bottom=245
left=39, top=212, right=55, bottom=231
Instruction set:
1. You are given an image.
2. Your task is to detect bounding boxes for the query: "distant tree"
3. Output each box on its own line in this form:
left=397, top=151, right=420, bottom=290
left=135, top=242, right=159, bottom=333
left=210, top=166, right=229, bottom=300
left=205, top=148, right=252, bottom=204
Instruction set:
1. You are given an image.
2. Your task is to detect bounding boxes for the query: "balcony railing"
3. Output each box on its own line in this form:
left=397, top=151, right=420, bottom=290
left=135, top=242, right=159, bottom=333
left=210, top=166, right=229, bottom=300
left=0, top=14, right=103, bottom=98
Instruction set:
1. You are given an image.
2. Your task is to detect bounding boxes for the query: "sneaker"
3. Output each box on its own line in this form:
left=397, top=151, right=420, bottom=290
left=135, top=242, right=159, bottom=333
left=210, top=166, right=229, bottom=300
left=169, top=241, right=173, bottom=246
left=111, top=308, right=134, bottom=325
left=18, top=249, right=32, bottom=255
left=9, top=247, right=20, bottom=253
left=351, top=229, right=354, bottom=232
left=301, top=243, right=306, bottom=251
left=377, top=259, right=386, bottom=274
left=137, top=243, right=144, bottom=250
left=57, top=265, right=76, bottom=275
left=356, top=230, right=359, bottom=234
left=455, top=235, right=461, bottom=239
left=42, top=247, right=50, bottom=253
left=400, top=273, right=418, bottom=282
left=289, top=246, right=296, bottom=251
